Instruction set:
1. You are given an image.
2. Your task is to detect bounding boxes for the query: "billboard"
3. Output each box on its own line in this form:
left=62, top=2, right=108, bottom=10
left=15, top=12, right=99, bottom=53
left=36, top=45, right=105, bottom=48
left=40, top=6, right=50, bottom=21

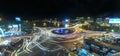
left=109, top=18, right=120, bottom=23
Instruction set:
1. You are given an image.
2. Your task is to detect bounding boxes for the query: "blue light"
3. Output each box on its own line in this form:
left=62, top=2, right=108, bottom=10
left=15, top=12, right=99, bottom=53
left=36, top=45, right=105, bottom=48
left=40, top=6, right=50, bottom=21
left=65, top=19, right=69, bottom=22
left=64, top=17, right=69, bottom=22
left=109, top=18, right=120, bottom=23
left=0, top=28, right=4, bottom=38
left=15, top=17, right=21, bottom=21
left=78, top=49, right=88, bottom=56
left=13, top=25, right=18, bottom=28
left=55, top=29, right=64, bottom=33
left=64, top=24, right=68, bottom=28
left=59, top=29, right=63, bottom=33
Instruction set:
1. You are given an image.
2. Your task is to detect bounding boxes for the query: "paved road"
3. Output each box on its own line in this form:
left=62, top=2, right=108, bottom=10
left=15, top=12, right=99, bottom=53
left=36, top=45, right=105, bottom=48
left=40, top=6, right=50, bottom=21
left=1, top=24, right=120, bottom=56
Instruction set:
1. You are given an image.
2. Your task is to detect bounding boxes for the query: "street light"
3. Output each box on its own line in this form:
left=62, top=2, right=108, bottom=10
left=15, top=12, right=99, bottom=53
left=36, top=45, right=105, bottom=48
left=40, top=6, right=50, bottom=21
left=73, top=42, right=79, bottom=54
left=15, top=17, right=21, bottom=35
left=0, top=18, right=2, bottom=21
left=65, top=19, right=69, bottom=22
left=33, top=23, right=36, bottom=27
left=43, top=22, right=47, bottom=26
left=87, top=17, right=90, bottom=19
left=73, top=42, right=78, bottom=49
left=64, top=18, right=70, bottom=28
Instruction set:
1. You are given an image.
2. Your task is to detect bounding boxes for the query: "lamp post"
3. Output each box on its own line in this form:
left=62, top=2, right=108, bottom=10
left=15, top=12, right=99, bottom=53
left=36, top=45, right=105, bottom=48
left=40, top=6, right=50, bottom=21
left=73, top=42, right=78, bottom=54
left=73, top=42, right=78, bottom=49
left=15, top=17, right=21, bottom=35
left=0, top=18, right=2, bottom=22
left=33, top=23, right=36, bottom=27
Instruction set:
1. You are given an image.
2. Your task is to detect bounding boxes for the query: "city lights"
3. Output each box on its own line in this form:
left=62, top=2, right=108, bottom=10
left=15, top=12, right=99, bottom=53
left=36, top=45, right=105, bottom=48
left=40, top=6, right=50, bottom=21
left=0, top=18, right=2, bottom=21
left=0, top=0, right=120, bottom=56
left=0, top=28, right=4, bottom=38
left=105, top=17, right=109, bottom=20
left=15, top=17, right=21, bottom=21
left=33, top=23, right=36, bottom=27
left=0, top=17, right=120, bottom=56
left=64, top=24, right=69, bottom=28
left=65, top=19, right=69, bottom=22
left=109, top=18, right=120, bottom=23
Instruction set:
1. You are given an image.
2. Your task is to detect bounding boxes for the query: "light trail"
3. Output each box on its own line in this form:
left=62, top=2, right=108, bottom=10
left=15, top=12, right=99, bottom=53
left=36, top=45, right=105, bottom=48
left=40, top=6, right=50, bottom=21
left=6, top=24, right=120, bottom=56
left=0, top=28, right=4, bottom=38
left=11, top=27, right=63, bottom=56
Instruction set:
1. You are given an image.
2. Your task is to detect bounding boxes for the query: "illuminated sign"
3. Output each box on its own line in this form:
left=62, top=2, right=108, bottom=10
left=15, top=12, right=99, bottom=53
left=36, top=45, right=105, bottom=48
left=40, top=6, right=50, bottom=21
left=109, top=18, right=120, bottom=23
left=15, top=17, right=21, bottom=21
left=13, top=25, right=18, bottom=28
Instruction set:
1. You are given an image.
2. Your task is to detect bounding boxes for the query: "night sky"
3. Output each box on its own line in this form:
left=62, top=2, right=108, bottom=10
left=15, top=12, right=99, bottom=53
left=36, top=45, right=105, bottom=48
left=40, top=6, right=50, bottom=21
left=0, top=0, right=119, bottom=19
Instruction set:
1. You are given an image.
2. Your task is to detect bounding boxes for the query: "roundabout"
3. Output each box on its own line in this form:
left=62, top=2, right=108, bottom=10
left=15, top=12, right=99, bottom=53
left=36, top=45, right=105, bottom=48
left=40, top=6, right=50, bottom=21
left=52, top=28, right=74, bottom=35
left=2, top=24, right=120, bottom=56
